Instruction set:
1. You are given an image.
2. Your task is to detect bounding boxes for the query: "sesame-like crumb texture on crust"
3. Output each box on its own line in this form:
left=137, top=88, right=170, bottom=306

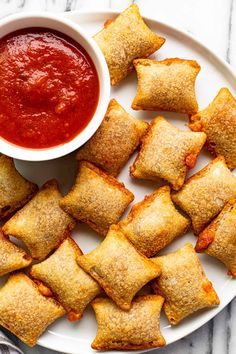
left=196, top=199, right=236, bottom=278
left=132, top=58, right=200, bottom=114
left=2, top=180, right=76, bottom=261
left=130, top=116, right=206, bottom=190
left=91, top=295, right=166, bottom=350
left=152, top=243, right=220, bottom=325
left=189, top=88, right=236, bottom=169
left=172, top=157, right=236, bottom=234
left=119, top=186, right=190, bottom=257
left=77, top=225, right=161, bottom=310
left=0, top=154, right=38, bottom=221
left=94, top=4, right=165, bottom=85
left=76, top=99, right=148, bottom=176
left=0, top=230, right=32, bottom=276
left=0, top=273, right=65, bottom=347
left=60, top=161, right=134, bottom=236
left=30, top=237, right=101, bottom=320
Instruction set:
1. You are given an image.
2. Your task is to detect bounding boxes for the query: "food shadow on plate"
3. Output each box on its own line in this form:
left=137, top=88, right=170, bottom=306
left=14, top=151, right=78, bottom=195
left=71, top=222, right=102, bottom=253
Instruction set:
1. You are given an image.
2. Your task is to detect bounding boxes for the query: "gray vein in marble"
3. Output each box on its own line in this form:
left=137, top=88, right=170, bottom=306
left=65, top=0, right=76, bottom=12
left=1, top=346, right=10, bottom=354
left=207, top=319, right=213, bottom=354
left=18, top=0, right=26, bottom=9
left=187, top=339, right=193, bottom=354
left=71, top=0, right=78, bottom=11
left=226, top=0, right=234, bottom=63
left=226, top=303, right=231, bottom=354
left=65, top=0, right=71, bottom=11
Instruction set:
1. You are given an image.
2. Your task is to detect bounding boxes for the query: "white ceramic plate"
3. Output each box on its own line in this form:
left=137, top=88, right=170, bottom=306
left=4, top=10, right=236, bottom=354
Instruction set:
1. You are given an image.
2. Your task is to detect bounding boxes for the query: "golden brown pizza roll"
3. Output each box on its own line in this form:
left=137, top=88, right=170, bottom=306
left=2, top=180, right=76, bottom=261
left=76, top=99, right=148, bottom=176
left=196, top=199, right=236, bottom=277
left=172, top=156, right=236, bottom=234
left=77, top=225, right=161, bottom=310
left=0, top=273, right=65, bottom=346
left=152, top=243, right=220, bottom=324
left=94, top=4, right=165, bottom=85
left=0, top=154, right=38, bottom=221
left=91, top=295, right=166, bottom=350
left=130, top=116, right=206, bottom=190
left=132, top=58, right=200, bottom=114
left=30, top=237, right=101, bottom=321
left=189, top=87, right=236, bottom=169
left=60, top=161, right=134, bottom=236
left=0, top=230, right=31, bottom=276
left=119, top=186, right=190, bottom=257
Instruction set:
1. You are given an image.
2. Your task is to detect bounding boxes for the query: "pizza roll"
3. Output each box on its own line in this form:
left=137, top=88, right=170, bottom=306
left=77, top=225, right=161, bottom=310
left=196, top=199, right=236, bottom=277
left=30, top=237, right=101, bottom=321
left=60, top=161, right=134, bottom=236
left=91, top=295, right=165, bottom=350
left=119, top=186, right=190, bottom=257
left=0, top=273, right=65, bottom=346
left=2, top=180, right=76, bottom=260
left=132, top=58, right=200, bottom=114
left=172, top=157, right=236, bottom=234
left=152, top=243, right=220, bottom=324
left=94, top=4, right=165, bottom=85
left=189, top=87, right=236, bottom=169
left=130, top=116, right=206, bottom=190
left=0, top=154, right=38, bottom=221
left=0, top=230, right=31, bottom=276
left=76, top=99, right=148, bottom=176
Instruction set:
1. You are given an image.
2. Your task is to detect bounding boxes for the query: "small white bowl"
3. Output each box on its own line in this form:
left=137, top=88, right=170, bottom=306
left=0, top=12, right=110, bottom=161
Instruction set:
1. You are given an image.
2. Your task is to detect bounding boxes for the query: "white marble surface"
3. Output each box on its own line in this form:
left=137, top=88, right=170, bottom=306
left=0, top=0, right=235, bottom=354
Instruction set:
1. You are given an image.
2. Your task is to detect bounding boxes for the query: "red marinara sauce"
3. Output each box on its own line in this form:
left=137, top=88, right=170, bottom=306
left=0, top=28, right=99, bottom=148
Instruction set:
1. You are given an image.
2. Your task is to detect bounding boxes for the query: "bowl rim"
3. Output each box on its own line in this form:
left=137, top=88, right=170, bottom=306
left=0, top=12, right=110, bottom=161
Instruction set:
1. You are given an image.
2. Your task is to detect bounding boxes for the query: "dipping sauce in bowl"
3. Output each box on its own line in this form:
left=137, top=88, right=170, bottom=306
left=0, top=28, right=99, bottom=149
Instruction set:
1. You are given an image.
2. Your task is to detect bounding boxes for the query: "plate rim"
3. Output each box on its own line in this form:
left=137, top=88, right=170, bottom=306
left=12, top=8, right=235, bottom=354
left=63, top=8, right=236, bottom=79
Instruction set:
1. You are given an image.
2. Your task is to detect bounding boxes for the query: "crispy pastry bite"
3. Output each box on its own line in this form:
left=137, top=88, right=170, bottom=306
left=0, top=154, right=38, bottom=221
left=132, top=58, right=200, bottom=114
left=60, top=161, right=134, bottom=236
left=0, top=273, right=65, bottom=346
left=30, top=237, right=101, bottom=321
left=94, top=4, right=165, bottom=85
left=91, top=295, right=166, bottom=350
left=196, top=199, right=236, bottom=277
left=76, top=99, right=148, bottom=176
left=189, top=88, right=236, bottom=169
left=119, top=186, right=190, bottom=257
left=0, top=230, right=31, bottom=276
left=172, top=156, right=236, bottom=234
left=77, top=225, right=161, bottom=310
left=130, top=116, right=206, bottom=190
left=2, top=180, right=76, bottom=261
left=152, top=243, right=219, bottom=325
